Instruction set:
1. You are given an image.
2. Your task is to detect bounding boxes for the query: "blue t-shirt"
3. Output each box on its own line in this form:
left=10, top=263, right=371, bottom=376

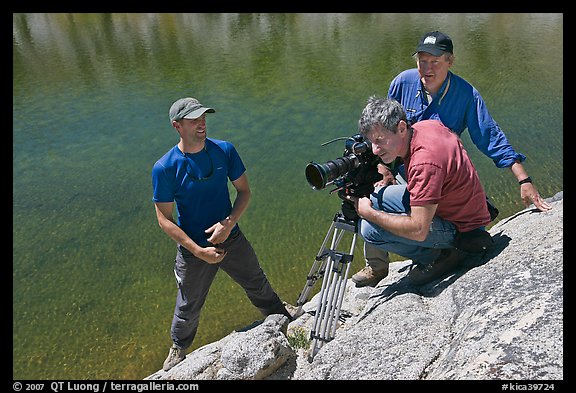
left=388, top=69, right=525, bottom=168
left=152, top=138, right=246, bottom=246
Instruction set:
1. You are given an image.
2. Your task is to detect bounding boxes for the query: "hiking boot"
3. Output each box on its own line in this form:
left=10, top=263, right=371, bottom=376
left=283, top=301, right=302, bottom=320
left=162, top=345, right=186, bottom=371
left=351, top=265, right=389, bottom=287
left=407, top=248, right=465, bottom=286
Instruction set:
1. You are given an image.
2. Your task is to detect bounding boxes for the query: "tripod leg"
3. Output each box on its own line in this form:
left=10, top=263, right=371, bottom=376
left=310, top=229, right=356, bottom=359
left=298, top=212, right=358, bottom=361
left=310, top=226, right=341, bottom=338
left=294, top=220, right=338, bottom=318
left=327, top=233, right=356, bottom=339
left=310, top=251, right=337, bottom=357
left=314, top=255, right=340, bottom=355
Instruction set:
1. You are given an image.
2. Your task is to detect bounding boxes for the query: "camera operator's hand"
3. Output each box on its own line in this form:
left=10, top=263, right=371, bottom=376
left=356, top=197, right=375, bottom=219
left=374, top=163, right=397, bottom=187
left=346, top=195, right=374, bottom=220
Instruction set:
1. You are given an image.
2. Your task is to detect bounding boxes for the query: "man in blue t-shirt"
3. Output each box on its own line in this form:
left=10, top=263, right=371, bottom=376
left=152, top=97, right=293, bottom=371
left=351, top=31, right=552, bottom=288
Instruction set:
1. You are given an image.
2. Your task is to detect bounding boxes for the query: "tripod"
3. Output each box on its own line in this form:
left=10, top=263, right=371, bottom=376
left=295, top=204, right=359, bottom=361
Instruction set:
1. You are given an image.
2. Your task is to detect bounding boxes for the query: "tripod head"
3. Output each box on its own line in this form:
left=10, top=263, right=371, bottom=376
left=339, top=199, right=359, bottom=223
left=336, top=182, right=375, bottom=223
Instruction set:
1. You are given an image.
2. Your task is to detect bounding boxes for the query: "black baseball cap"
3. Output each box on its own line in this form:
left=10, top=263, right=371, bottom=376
left=413, top=31, right=453, bottom=56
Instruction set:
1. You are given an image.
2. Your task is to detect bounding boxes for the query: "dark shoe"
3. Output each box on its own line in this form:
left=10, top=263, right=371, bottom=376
left=351, top=265, right=389, bottom=287
left=162, top=345, right=186, bottom=371
left=407, top=248, right=465, bottom=285
left=267, top=301, right=296, bottom=322
left=282, top=301, right=302, bottom=320
left=454, top=228, right=494, bottom=255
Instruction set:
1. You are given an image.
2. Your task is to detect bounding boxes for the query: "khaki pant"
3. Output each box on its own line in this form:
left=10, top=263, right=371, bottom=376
left=364, top=242, right=390, bottom=272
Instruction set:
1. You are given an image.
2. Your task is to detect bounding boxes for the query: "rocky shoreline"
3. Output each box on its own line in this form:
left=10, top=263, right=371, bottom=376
left=146, top=191, right=563, bottom=380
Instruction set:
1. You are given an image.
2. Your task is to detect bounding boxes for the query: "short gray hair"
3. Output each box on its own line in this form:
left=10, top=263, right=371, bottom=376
left=358, top=96, right=407, bottom=136
left=414, top=51, right=455, bottom=65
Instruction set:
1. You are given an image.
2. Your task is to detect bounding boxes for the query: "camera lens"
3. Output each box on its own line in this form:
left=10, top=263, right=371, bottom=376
left=305, top=163, right=328, bottom=189
left=305, top=155, right=359, bottom=190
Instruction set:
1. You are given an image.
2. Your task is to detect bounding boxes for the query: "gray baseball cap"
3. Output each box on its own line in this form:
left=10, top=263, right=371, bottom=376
left=169, top=97, right=215, bottom=122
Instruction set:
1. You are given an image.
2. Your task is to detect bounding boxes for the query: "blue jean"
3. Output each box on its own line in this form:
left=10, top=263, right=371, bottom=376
left=360, top=183, right=457, bottom=267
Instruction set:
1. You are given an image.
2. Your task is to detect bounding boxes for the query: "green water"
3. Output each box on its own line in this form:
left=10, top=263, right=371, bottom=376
left=13, top=13, right=563, bottom=379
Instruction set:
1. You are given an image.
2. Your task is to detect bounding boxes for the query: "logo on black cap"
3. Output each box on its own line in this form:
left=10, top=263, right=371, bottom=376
left=413, top=31, right=453, bottom=56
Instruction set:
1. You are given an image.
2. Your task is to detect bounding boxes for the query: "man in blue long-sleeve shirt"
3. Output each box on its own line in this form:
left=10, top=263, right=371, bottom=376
left=352, top=31, right=552, bottom=287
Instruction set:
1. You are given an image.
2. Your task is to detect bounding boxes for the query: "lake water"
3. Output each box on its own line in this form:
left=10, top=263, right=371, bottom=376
left=13, top=13, right=563, bottom=379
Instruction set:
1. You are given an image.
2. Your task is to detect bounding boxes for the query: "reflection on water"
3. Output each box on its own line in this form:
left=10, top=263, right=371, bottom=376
left=13, top=13, right=562, bottom=379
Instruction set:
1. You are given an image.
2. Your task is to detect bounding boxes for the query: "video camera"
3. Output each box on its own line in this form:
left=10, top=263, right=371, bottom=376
left=305, top=134, right=382, bottom=221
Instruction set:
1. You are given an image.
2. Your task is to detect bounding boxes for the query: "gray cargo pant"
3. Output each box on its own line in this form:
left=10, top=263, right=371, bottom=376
left=170, top=230, right=289, bottom=350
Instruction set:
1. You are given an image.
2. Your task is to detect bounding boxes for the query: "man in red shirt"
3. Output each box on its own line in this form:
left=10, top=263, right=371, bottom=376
left=347, top=96, right=492, bottom=285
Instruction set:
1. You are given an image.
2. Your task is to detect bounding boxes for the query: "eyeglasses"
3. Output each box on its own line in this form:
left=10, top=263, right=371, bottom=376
left=184, top=147, right=214, bottom=181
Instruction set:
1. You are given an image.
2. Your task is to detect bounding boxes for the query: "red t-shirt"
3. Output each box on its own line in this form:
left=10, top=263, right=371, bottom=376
left=404, top=120, right=491, bottom=232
